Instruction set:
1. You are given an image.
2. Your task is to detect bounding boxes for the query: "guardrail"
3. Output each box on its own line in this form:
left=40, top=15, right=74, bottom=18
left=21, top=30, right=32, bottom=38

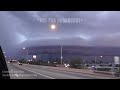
left=91, top=67, right=120, bottom=77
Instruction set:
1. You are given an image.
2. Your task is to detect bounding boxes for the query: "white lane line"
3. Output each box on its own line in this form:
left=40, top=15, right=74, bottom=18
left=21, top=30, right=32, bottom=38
left=23, top=67, right=79, bottom=79
left=15, top=74, right=19, bottom=77
left=14, top=65, right=55, bottom=79
left=39, top=68, right=114, bottom=79
left=12, top=64, right=112, bottom=79
left=14, top=65, right=82, bottom=79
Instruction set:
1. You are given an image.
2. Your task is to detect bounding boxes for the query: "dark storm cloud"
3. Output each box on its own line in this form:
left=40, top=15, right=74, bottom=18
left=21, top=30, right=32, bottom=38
left=1, top=11, right=120, bottom=49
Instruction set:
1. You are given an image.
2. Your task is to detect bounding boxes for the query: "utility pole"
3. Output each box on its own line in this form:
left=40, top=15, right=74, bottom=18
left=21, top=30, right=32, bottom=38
left=60, top=45, right=63, bottom=67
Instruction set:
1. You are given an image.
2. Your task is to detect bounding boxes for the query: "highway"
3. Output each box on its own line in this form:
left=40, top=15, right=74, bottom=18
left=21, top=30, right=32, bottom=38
left=6, top=63, right=116, bottom=79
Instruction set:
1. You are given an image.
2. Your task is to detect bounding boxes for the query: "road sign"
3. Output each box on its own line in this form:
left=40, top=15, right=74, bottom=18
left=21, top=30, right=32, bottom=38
left=114, top=56, right=120, bottom=64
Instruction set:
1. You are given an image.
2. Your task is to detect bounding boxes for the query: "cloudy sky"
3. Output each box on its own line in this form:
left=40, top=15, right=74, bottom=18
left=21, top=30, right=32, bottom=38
left=1, top=11, right=120, bottom=51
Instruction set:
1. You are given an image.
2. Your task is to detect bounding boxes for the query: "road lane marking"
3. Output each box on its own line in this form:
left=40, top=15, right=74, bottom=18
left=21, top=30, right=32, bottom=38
left=14, top=65, right=85, bottom=79
left=22, top=67, right=79, bottom=79
left=37, top=67, right=114, bottom=79
left=12, top=64, right=115, bottom=79
left=26, top=68, right=81, bottom=79
left=13, top=64, right=104, bottom=79
left=15, top=74, right=19, bottom=77
left=19, top=66, right=104, bottom=79
left=21, top=68, right=55, bottom=79
left=14, top=65, right=55, bottom=79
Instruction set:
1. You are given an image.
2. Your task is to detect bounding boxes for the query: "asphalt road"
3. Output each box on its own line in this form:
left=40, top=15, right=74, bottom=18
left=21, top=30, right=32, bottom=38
left=6, top=63, right=115, bottom=79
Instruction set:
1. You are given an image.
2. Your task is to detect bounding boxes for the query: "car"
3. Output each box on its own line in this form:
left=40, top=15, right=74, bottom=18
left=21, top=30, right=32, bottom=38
left=19, top=63, right=22, bottom=65
left=18, top=62, right=22, bottom=65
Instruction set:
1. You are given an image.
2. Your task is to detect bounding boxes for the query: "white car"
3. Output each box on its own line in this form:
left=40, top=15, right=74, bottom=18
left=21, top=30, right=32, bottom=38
left=64, top=64, right=70, bottom=68
left=18, top=62, right=22, bottom=65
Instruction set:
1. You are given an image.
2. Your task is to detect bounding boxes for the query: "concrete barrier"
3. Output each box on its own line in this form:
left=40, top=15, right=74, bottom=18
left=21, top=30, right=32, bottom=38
left=93, top=70, right=113, bottom=75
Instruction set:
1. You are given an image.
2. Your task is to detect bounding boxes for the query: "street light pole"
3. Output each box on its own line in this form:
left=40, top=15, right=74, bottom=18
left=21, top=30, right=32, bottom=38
left=27, top=49, right=28, bottom=61
left=95, top=56, right=96, bottom=64
left=50, top=24, right=63, bottom=67
left=23, top=47, right=28, bottom=61
left=83, top=56, right=87, bottom=65
left=60, top=45, right=63, bottom=67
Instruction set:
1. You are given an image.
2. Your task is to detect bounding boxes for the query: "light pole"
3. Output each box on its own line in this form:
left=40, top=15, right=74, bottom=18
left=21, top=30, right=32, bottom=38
left=95, top=56, right=96, bottom=64
left=23, top=47, right=28, bottom=61
left=9, top=56, right=10, bottom=60
left=3, top=52, right=6, bottom=57
left=60, top=45, right=63, bottom=67
left=50, top=24, right=63, bottom=67
left=83, top=56, right=87, bottom=64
